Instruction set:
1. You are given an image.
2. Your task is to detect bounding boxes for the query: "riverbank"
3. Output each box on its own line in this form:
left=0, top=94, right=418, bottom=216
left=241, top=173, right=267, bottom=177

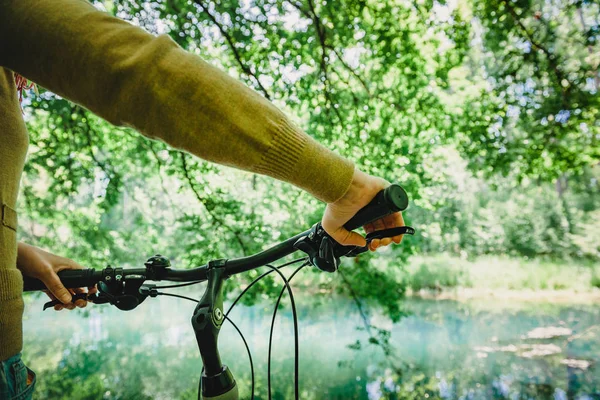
left=408, top=287, right=600, bottom=303
left=402, top=254, right=600, bottom=303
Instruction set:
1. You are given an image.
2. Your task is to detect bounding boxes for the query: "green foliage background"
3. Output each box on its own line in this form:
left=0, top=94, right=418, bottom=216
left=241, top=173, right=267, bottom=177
left=18, top=0, right=600, bottom=312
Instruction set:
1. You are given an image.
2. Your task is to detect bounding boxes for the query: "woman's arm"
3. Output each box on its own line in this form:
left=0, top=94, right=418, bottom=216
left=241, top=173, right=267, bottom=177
left=0, top=0, right=353, bottom=203
left=16, top=242, right=96, bottom=309
left=0, top=0, right=405, bottom=247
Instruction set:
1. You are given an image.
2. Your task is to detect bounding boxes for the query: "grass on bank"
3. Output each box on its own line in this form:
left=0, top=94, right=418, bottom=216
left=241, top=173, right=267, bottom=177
left=403, top=255, right=600, bottom=292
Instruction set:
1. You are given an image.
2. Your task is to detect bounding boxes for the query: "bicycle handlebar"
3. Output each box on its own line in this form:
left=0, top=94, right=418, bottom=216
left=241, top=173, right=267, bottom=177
left=22, top=184, right=410, bottom=292
left=343, top=184, right=409, bottom=230
left=22, top=269, right=103, bottom=291
left=21, top=183, right=413, bottom=400
left=22, top=230, right=311, bottom=292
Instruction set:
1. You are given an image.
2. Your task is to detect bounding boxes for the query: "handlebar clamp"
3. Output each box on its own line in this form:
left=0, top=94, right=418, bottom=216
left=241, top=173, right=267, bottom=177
left=294, top=223, right=355, bottom=272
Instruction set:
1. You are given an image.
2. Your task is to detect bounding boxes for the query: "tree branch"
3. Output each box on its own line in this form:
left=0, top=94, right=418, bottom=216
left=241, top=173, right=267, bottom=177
left=338, top=269, right=404, bottom=373
left=290, top=0, right=346, bottom=128
left=577, top=7, right=600, bottom=91
left=326, top=44, right=371, bottom=94
left=75, top=107, right=119, bottom=185
left=179, top=152, right=248, bottom=255
left=192, top=0, right=271, bottom=100
left=122, top=131, right=182, bottom=213
left=500, top=0, right=574, bottom=97
left=169, top=0, right=272, bottom=100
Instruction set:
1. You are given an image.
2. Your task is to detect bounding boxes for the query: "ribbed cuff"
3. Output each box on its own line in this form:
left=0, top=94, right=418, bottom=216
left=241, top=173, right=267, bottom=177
left=0, top=268, right=24, bottom=361
left=255, top=117, right=308, bottom=181
left=255, top=117, right=354, bottom=203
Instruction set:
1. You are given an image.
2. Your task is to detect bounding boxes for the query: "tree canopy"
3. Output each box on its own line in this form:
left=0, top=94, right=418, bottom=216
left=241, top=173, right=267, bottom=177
left=19, top=0, right=600, bottom=313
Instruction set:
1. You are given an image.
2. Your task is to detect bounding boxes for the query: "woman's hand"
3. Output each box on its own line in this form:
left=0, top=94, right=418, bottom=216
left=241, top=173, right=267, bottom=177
left=17, top=242, right=97, bottom=310
left=321, top=168, right=405, bottom=251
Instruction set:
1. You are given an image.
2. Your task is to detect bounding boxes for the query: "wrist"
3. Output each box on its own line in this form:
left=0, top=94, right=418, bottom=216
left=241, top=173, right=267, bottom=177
left=331, top=167, right=389, bottom=208
left=16, top=242, right=32, bottom=271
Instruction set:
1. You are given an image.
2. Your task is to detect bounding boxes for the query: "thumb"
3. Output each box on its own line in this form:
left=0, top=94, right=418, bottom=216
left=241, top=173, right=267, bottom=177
left=327, top=227, right=367, bottom=247
left=41, top=272, right=72, bottom=304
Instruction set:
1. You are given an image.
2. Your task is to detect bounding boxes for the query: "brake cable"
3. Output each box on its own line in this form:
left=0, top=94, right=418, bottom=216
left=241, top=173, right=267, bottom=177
left=153, top=291, right=255, bottom=400
left=261, top=264, right=302, bottom=400
left=153, top=280, right=204, bottom=289
left=154, top=292, right=199, bottom=303
left=155, top=256, right=308, bottom=400
left=266, top=261, right=310, bottom=400
left=225, top=257, right=309, bottom=316
left=226, top=257, right=308, bottom=400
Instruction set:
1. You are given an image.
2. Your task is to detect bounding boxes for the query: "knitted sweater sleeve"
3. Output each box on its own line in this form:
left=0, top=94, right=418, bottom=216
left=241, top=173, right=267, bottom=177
left=0, top=0, right=354, bottom=203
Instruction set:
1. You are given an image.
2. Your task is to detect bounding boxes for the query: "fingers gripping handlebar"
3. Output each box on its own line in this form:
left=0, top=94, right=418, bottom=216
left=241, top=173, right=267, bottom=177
left=343, top=184, right=409, bottom=230
left=23, top=269, right=101, bottom=292
left=294, top=184, right=414, bottom=272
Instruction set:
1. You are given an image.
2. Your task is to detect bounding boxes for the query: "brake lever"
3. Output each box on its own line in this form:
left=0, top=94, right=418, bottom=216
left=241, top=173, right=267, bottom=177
left=42, top=292, right=97, bottom=311
left=345, top=226, right=416, bottom=257
left=366, top=226, right=415, bottom=241
left=295, top=223, right=416, bottom=272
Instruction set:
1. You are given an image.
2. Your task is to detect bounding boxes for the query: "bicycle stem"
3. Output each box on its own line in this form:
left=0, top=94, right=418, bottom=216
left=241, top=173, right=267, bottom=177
left=192, top=259, right=238, bottom=400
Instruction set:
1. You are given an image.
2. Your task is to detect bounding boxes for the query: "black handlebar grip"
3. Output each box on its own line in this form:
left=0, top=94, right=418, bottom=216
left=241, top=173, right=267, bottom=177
left=22, top=269, right=99, bottom=292
left=343, top=184, right=409, bottom=232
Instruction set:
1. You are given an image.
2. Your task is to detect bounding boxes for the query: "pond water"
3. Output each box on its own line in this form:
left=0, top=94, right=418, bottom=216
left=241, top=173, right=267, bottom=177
left=21, top=291, right=599, bottom=400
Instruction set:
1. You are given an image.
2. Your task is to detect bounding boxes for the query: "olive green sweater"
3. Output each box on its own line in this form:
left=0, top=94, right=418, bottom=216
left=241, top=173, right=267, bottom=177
left=0, top=0, right=354, bottom=361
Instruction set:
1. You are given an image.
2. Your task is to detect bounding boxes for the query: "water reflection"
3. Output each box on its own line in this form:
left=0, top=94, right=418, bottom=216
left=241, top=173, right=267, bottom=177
left=22, top=295, right=599, bottom=399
